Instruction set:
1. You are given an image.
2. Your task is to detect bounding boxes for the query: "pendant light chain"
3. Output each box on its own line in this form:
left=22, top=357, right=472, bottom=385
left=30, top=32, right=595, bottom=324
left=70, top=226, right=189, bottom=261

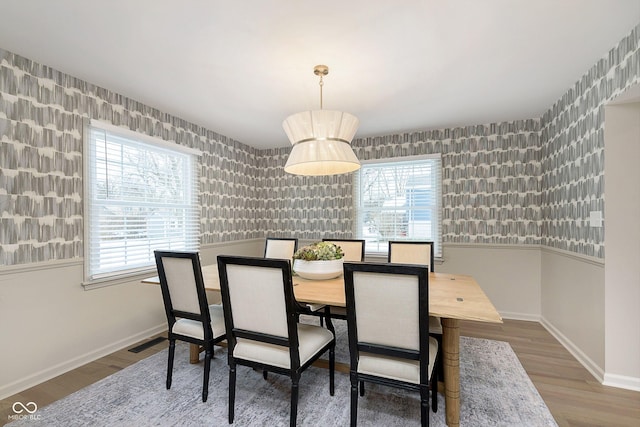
left=314, top=64, right=329, bottom=110
left=319, top=75, right=324, bottom=110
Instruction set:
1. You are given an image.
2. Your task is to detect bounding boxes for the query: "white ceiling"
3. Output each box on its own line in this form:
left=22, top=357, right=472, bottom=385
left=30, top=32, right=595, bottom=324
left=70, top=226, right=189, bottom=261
left=1, top=1, right=639, bottom=149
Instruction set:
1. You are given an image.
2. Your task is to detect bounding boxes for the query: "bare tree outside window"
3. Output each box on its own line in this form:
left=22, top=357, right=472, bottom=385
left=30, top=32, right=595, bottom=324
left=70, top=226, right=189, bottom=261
left=355, top=156, right=442, bottom=256
left=86, top=127, right=199, bottom=280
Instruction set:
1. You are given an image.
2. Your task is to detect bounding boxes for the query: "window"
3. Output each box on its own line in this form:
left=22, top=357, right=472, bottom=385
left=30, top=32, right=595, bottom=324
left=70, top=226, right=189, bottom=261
left=84, top=122, right=200, bottom=284
left=354, top=155, right=442, bottom=257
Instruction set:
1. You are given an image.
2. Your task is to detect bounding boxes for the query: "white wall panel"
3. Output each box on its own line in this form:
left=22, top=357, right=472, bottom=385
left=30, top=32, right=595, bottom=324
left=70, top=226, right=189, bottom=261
left=604, top=100, right=640, bottom=388
left=439, top=244, right=541, bottom=320
left=540, top=249, right=605, bottom=378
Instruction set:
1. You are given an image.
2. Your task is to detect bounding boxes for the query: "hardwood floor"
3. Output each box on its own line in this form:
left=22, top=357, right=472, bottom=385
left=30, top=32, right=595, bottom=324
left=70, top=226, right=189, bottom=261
left=1, top=320, right=638, bottom=426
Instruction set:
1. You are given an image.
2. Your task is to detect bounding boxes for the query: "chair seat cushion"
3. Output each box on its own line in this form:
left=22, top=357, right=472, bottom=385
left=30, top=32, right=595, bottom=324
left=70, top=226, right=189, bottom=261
left=429, top=315, right=443, bottom=334
left=233, top=323, right=333, bottom=369
left=357, top=336, right=438, bottom=384
left=172, top=304, right=225, bottom=340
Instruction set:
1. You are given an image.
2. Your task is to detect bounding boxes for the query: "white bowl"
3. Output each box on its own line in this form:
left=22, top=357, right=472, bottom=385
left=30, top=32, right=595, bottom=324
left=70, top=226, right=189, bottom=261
left=293, top=259, right=344, bottom=280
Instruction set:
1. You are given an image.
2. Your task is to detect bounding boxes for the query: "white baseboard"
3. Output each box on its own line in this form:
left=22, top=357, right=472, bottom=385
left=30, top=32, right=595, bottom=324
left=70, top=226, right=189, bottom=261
left=499, top=311, right=541, bottom=322
left=0, top=323, right=167, bottom=400
left=603, top=373, right=640, bottom=392
left=540, top=316, right=605, bottom=383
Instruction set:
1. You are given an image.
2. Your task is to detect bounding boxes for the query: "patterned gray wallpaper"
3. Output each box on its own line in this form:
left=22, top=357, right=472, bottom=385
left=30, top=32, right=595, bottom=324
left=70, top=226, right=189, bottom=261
left=0, top=49, right=261, bottom=265
left=541, top=23, right=639, bottom=258
left=257, top=149, right=355, bottom=240
left=358, top=123, right=542, bottom=245
left=258, top=121, right=542, bottom=245
left=0, top=22, right=638, bottom=265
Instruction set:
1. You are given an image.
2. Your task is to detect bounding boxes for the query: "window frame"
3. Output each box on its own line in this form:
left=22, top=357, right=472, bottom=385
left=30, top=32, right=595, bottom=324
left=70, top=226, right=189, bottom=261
left=354, top=154, right=443, bottom=259
left=82, top=120, right=201, bottom=288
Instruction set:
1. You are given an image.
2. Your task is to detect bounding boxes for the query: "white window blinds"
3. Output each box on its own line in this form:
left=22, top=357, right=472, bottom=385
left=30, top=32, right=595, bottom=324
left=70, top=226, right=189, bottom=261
left=354, top=155, right=442, bottom=257
left=85, top=124, right=199, bottom=281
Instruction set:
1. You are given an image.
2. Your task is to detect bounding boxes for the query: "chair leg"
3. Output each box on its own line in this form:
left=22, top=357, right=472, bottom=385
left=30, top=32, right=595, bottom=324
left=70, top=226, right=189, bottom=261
left=431, top=358, right=438, bottom=413
left=202, top=346, right=212, bottom=402
left=359, top=380, right=365, bottom=396
left=420, top=384, right=428, bottom=427
left=350, top=377, right=359, bottom=427
left=290, top=377, right=299, bottom=427
left=436, top=334, right=444, bottom=380
left=329, top=343, right=335, bottom=396
left=325, top=310, right=336, bottom=336
left=166, top=339, right=175, bottom=389
left=229, top=363, right=236, bottom=424
left=263, top=370, right=268, bottom=380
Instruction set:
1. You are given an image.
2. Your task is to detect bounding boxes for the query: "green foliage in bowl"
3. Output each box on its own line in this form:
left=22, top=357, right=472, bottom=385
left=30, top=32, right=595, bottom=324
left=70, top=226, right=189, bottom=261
left=293, top=242, right=344, bottom=261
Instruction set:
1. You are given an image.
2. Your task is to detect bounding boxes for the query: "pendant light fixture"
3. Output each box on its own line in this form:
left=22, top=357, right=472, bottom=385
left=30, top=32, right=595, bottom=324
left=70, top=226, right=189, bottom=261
left=283, top=65, right=360, bottom=176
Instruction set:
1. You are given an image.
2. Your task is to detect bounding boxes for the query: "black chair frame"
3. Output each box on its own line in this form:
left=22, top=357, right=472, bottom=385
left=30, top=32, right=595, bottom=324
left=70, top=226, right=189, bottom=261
left=217, top=255, right=335, bottom=427
left=154, top=250, right=226, bottom=402
left=343, top=261, right=438, bottom=427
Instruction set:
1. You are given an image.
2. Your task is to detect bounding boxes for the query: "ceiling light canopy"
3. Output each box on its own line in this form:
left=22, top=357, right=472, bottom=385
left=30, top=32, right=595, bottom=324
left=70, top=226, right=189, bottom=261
left=283, top=65, right=360, bottom=176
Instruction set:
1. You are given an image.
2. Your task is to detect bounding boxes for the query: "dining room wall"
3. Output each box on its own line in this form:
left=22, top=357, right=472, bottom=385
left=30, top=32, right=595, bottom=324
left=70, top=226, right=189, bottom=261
left=538, top=23, right=639, bottom=387
left=603, top=97, right=640, bottom=390
left=0, top=48, right=263, bottom=268
left=0, top=47, right=264, bottom=399
left=259, top=120, right=542, bottom=247
left=539, top=30, right=637, bottom=260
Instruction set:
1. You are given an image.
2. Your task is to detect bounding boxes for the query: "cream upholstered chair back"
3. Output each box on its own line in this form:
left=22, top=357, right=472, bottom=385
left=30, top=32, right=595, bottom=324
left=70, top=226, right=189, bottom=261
left=158, top=255, right=202, bottom=314
left=264, top=237, right=298, bottom=260
left=223, top=262, right=289, bottom=337
left=155, top=251, right=211, bottom=323
left=388, top=241, right=434, bottom=272
left=322, top=238, right=365, bottom=262
left=352, top=270, right=420, bottom=350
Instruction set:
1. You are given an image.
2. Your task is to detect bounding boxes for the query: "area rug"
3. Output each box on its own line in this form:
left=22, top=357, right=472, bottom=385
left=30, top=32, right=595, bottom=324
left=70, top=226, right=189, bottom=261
left=7, top=323, right=557, bottom=426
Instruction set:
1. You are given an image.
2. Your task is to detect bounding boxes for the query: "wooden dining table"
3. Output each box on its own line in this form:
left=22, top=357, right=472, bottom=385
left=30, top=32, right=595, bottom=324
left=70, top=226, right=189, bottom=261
left=142, top=264, right=502, bottom=427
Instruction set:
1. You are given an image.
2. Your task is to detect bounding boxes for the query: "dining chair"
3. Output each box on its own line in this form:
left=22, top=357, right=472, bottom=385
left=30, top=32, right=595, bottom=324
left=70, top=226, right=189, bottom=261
left=313, top=238, right=366, bottom=324
left=343, top=262, right=438, bottom=427
left=217, top=255, right=335, bottom=427
left=264, top=237, right=298, bottom=260
left=154, top=250, right=226, bottom=402
left=388, top=240, right=443, bottom=377
left=388, top=240, right=434, bottom=269
left=322, top=238, right=366, bottom=263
